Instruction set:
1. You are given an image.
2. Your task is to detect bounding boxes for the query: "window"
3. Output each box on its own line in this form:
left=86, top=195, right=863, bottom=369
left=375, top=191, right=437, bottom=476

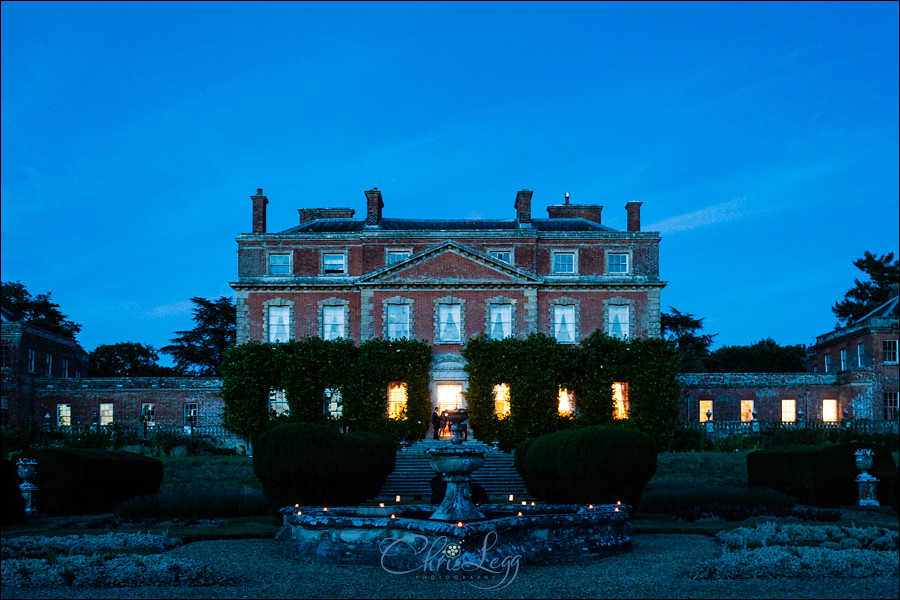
left=490, top=250, right=512, bottom=264
left=613, top=382, right=629, bottom=419
left=840, top=349, right=848, bottom=372
left=493, top=383, right=511, bottom=418
left=608, top=305, right=629, bottom=339
left=824, top=353, right=831, bottom=373
left=740, top=400, right=754, bottom=422
left=184, top=403, right=198, bottom=427
left=387, top=250, right=410, bottom=265
left=884, top=340, right=898, bottom=364
left=822, top=399, right=838, bottom=422
left=322, top=306, right=346, bottom=340
left=699, top=400, right=713, bottom=422
left=438, top=304, right=462, bottom=343
left=553, top=305, right=576, bottom=343
left=268, top=253, right=290, bottom=275
left=323, top=253, right=347, bottom=275
left=28, top=348, right=35, bottom=373
left=269, top=389, right=289, bottom=417
left=62, top=357, right=70, bottom=379
left=1, top=345, right=9, bottom=368
left=857, top=343, right=865, bottom=368
left=1, top=397, right=7, bottom=428
left=781, top=399, right=796, bottom=423
left=489, top=305, right=512, bottom=340
left=608, top=253, right=629, bottom=274
left=142, top=403, right=156, bottom=426
left=387, top=304, right=410, bottom=340
left=558, top=388, right=575, bottom=416
left=267, top=305, right=290, bottom=343
left=388, top=383, right=407, bottom=419
left=884, top=392, right=899, bottom=420
left=57, top=403, right=72, bottom=427
left=324, top=388, right=343, bottom=419
left=99, top=403, right=114, bottom=426
left=552, top=251, right=576, bottom=274
left=45, top=352, right=53, bottom=376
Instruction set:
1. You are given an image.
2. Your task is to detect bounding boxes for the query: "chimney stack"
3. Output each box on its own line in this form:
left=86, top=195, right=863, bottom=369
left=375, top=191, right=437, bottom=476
left=515, top=190, right=533, bottom=226
left=251, top=188, right=268, bottom=233
left=365, top=188, right=383, bottom=227
left=626, top=201, right=642, bottom=232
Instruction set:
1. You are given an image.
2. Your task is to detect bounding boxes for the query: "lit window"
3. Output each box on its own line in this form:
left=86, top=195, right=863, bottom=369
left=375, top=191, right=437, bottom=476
left=699, top=400, right=713, bottom=422
left=884, top=340, right=898, bottom=364
left=553, top=305, right=576, bottom=343
left=268, top=306, right=290, bottom=343
left=387, top=305, right=410, bottom=340
left=824, top=353, right=831, bottom=373
left=884, top=392, right=898, bottom=420
left=184, top=402, right=198, bottom=427
left=494, top=383, right=511, bottom=418
left=608, top=305, right=629, bottom=339
left=489, top=305, right=512, bottom=339
left=99, top=403, right=114, bottom=426
left=142, top=403, right=156, bottom=426
left=387, top=251, right=410, bottom=265
left=269, top=388, right=290, bottom=417
left=613, top=382, right=629, bottom=419
left=57, top=403, right=71, bottom=427
left=388, top=383, right=408, bottom=419
left=840, top=349, right=847, bottom=371
left=438, top=304, right=462, bottom=343
left=608, top=253, right=628, bottom=274
left=45, top=353, right=53, bottom=376
left=558, top=388, right=575, bottom=416
left=552, top=252, right=575, bottom=274
left=323, top=253, right=347, bottom=275
left=324, top=388, right=343, bottom=419
left=822, top=399, right=837, bottom=422
left=740, top=400, right=754, bottom=422
left=781, top=399, right=796, bottom=423
left=490, top=250, right=511, bottom=264
left=322, top=306, right=346, bottom=340
left=857, top=343, right=865, bottom=368
left=268, top=253, right=290, bottom=275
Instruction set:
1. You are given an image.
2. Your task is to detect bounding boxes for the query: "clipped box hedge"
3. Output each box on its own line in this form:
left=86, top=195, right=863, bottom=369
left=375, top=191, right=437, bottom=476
left=11, top=448, right=163, bottom=516
left=514, top=425, right=657, bottom=507
left=747, top=442, right=898, bottom=509
left=253, top=423, right=396, bottom=510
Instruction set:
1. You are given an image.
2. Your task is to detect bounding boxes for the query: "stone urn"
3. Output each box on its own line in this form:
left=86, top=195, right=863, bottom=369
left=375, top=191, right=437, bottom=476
left=854, top=449, right=874, bottom=477
left=854, top=449, right=880, bottom=507
left=16, top=458, right=39, bottom=516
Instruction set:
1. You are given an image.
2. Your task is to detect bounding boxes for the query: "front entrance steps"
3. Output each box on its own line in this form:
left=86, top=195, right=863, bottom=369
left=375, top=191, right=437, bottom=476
left=377, top=443, right=528, bottom=501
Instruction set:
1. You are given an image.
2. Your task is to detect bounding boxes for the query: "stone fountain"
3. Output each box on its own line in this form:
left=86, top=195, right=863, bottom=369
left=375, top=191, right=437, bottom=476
left=427, top=409, right=486, bottom=521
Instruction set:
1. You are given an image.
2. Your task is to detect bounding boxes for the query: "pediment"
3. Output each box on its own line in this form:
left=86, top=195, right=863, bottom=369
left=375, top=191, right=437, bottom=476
left=358, top=241, right=539, bottom=285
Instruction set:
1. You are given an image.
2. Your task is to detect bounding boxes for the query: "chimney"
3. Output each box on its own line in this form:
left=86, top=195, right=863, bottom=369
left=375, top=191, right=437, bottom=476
left=626, top=201, right=642, bottom=232
left=251, top=188, right=268, bottom=233
left=299, top=208, right=356, bottom=223
left=365, top=188, right=383, bottom=227
left=515, top=190, right=533, bottom=226
left=547, top=192, right=603, bottom=224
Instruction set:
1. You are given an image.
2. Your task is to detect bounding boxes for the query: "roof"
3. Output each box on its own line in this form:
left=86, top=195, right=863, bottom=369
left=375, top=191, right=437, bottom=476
left=281, top=217, right=619, bottom=234
left=851, top=293, right=899, bottom=324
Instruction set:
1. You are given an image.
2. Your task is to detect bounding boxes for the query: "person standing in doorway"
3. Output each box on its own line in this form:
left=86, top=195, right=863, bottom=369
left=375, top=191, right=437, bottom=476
left=431, top=407, right=441, bottom=440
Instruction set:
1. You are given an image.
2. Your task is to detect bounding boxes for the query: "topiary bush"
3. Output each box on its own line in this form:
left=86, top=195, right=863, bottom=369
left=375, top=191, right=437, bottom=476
left=514, top=425, right=657, bottom=507
left=10, top=448, right=163, bottom=516
left=252, top=423, right=396, bottom=511
left=1, top=457, right=26, bottom=525
left=747, top=442, right=898, bottom=508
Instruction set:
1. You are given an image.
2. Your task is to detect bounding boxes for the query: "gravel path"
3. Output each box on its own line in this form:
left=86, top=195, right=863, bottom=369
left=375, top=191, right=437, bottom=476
left=3, top=533, right=898, bottom=599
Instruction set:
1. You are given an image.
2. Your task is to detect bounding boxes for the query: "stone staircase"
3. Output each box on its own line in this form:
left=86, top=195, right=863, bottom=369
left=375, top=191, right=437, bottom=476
left=376, top=439, right=529, bottom=501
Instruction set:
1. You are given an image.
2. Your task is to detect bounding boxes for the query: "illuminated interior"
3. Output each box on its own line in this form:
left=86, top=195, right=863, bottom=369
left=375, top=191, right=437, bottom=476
left=388, top=383, right=408, bottom=419
left=822, top=399, right=838, bottom=422
left=699, top=400, right=712, bottom=422
left=493, top=383, right=511, bottom=418
left=740, top=400, right=754, bottom=422
left=781, top=399, right=796, bottom=423
left=613, top=382, right=629, bottom=419
left=558, top=388, right=575, bottom=416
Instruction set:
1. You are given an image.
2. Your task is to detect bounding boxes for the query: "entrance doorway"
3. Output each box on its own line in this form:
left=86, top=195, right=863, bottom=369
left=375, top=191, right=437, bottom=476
left=436, top=383, right=464, bottom=413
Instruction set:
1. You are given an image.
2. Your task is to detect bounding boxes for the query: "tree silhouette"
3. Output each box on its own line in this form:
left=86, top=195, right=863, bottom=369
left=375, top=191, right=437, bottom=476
left=1, top=281, right=82, bottom=340
left=832, top=251, right=899, bottom=327
left=161, top=296, right=236, bottom=376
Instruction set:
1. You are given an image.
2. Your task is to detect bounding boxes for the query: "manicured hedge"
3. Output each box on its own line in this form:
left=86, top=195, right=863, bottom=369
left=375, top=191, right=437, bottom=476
left=1, top=458, right=26, bottom=525
left=252, top=423, right=396, bottom=510
left=747, top=443, right=898, bottom=509
left=11, top=448, right=163, bottom=516
left=514, top=425, right=657, bottom=507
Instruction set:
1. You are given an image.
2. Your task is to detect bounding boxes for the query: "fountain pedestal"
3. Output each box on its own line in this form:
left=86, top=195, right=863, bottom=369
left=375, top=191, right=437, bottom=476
left=427, top=408, right=486, bottom=521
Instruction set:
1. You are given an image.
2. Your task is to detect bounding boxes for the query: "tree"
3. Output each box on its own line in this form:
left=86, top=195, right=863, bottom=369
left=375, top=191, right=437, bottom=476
left=832, top=251, right=900, bottom=327
left=1, top=281, right=82, bottom=340
left=708, top=338, right=807, bottom=373
left=89, top=342, right=179, bottom=377
left=660, top=307, right=716, bottom=372
left=161, top=296, right=236, bottom=376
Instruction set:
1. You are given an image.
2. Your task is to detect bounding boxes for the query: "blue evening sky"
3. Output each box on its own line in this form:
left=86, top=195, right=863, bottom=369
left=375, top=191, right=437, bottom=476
left=2, top=1, right=898, bottom=361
